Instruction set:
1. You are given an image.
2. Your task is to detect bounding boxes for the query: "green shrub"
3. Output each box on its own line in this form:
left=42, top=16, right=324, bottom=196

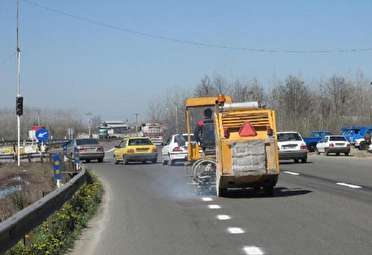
left=6, top=173, right=103, bottom=255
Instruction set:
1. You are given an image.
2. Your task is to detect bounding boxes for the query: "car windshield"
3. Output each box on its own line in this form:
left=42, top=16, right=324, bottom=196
left=76, top=139, right=98, bottom=145
left=128, top=138, right=152, bottom=146
left=175, top=135, right=186, bottom=146
left=277, top=133, right=302, bottom=142
left=330, top=136, right=346, bottom=141
left=182, top=134, right=195, bottom=142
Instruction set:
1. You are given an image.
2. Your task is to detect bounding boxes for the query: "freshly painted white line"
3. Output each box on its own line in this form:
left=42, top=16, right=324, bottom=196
left=227, top=227, right=245, bottom=234
left=336, top=182, right=362, bottom=189
left=208, top=204, right=221, bottom=209
left=201, top=197, right=213, bottom=202
left=283, top=171, right=300, bottom=176
left=243, top=246, right=264, bottom=255
left=217, top=215, right=231, bottom=220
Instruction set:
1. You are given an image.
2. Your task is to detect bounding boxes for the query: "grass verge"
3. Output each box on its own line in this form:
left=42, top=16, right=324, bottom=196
left=5, top=172, right=103, bottom=255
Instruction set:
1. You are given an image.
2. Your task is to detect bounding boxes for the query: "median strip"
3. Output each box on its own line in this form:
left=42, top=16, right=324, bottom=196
left=336, top=182, right=362, bottom=189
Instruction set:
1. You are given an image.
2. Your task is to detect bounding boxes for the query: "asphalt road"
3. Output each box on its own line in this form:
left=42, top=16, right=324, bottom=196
left=75, top=154, right=372, bottom=255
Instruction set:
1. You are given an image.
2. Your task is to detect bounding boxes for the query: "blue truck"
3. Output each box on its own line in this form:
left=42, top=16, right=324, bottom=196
left=341, top=126, right=372, bottom=146
left=303, top=131, right=332, bottom=152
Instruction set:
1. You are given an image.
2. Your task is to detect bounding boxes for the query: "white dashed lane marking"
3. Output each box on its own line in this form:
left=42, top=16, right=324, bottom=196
left=208, top=204, right=221, bottom=209
left=283, top=171, right=300, bottom=176
left=201, top=197, right=213, bottom=202
left=243, top=246, right=265, bottom=255
left=227, top=227, right=245, bottom=234
left=216, top=215, right=231, bottom=220
left=336, top=182, right=362, bottom=189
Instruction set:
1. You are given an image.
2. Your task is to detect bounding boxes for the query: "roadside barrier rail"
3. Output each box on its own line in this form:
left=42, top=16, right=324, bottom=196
left=0, top=168, right=88, bottom=254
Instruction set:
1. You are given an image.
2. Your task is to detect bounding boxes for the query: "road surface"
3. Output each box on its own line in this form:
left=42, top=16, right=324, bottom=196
left=74, top=154, right=372, bottom=255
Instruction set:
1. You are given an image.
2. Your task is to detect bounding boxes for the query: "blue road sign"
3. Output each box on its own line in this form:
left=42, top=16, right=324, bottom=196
left=35, top=128, right=49, bottom=143
left=52, top=153, right=62, bottom=180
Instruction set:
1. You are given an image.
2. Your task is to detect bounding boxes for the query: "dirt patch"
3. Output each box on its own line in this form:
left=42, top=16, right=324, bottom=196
left=0, top=163, right=55, bottom=221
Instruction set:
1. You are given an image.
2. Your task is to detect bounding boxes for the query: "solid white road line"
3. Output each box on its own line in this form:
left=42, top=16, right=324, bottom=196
left=283, top=171, right=300, bottom=176
left=243, top=246, right=265, bottom=255
left=227, top=227, right=245, bottom=234
left=208, top=204, right=221, bottom=209
left=336, top=182, right=362, bottom=189
left=216, top=215, right=231, bottom=220
left=201, top=197, right=213, bottom=202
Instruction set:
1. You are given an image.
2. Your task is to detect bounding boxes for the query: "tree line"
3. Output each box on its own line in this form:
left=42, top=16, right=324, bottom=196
left=0, top=108, right=85, bottom=140
left=147, top=73, right=372, bottom=137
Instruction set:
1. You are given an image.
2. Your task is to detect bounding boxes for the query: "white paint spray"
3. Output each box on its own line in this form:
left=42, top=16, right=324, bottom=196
left=336, top=182, right=362, bottom=189
left=227, top=227, right=245, bottom=234
left=243, top=246, right=265, bottom=255
left=217, top=215, right=231, bottom=220
left=208, top=204, right=221, bottom=209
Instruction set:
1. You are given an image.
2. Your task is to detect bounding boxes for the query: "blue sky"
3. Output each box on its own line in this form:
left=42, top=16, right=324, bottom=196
left=1, top=0, right=372, bottom=120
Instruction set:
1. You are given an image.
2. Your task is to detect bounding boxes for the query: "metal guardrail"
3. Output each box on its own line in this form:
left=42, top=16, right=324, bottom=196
left=0, top=168, right=89, bottom=254
left=0, top=139, right=69, bottom=147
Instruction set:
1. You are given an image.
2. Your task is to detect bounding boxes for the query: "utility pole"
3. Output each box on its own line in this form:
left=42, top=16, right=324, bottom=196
left=134, top=113, right=139, bottom=126
left=85, top=112, right=93, bottom=138
left=16, top=0, right=22, bottom=167
left=175, top=105, right=179, bottom=133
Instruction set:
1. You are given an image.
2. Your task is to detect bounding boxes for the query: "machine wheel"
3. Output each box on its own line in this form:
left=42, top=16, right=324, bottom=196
left=301, top=158, right=307, bottom=163
left=345, top=152, right=349, bottom=156
left=294, top=159, right=299, bottom=163
left=152, top=159, right=157, bottom=164
left=263, top=185, right=275, bottom=196
left=336, top=152, right=340, bottom=156
left=98, top=158, right=103, bottom=163
left=217, top=187, right=228, bottom=197
left=85, top=159, right=91, bottom=163
left=316, top=148, right=321, bottom=155
left=325, top=149, right=330, bottom=156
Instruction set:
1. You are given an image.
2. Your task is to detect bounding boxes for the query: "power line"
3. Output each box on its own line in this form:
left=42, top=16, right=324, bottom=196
left=23, top=0, right=372, bottom=54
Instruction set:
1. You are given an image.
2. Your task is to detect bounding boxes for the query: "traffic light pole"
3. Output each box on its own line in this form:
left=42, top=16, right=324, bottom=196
left=16, top=0, right=21, bottom=167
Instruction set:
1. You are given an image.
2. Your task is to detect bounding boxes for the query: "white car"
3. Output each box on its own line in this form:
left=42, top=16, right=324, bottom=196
left=316, top=135, right=350, bottom=156
left=161, top=134, right=194, bottom=165
left=369, top=144, right=372, bottom=153
left=277, top=131, right=308, bottom=163
left=354, top=137, right=364, bottom=149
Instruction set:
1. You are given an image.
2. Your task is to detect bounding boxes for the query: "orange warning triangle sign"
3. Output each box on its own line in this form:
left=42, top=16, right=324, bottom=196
left=239, top=122, right=257, bottom=137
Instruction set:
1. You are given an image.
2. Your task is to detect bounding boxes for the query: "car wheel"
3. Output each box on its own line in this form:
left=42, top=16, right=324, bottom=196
left=316, top=148, right=321, bottom=155
left=162, top=159, right=168, bottom=165
left=301, top=158, right=307, bottom=163
left=294, top=159, right=299, bottom=163
left=152, top=159, right=157, bottom=164
left=85, top=159, right=91, bottom=163
left=123, top=156, right=128, bottom=165
left=345, top=152, right=349, bottom=156
left=98, top=158, right=103, bottom=163
left=325, top=149, right=329, bottom=156
left=336, top=152, right=340, bottom=156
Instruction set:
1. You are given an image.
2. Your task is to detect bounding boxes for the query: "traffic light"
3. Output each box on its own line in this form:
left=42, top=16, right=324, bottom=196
left=16, top=96, right=23, bottom=116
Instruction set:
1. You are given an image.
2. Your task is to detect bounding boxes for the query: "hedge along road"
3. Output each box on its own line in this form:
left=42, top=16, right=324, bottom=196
left=71, top=154, right=372, bottom=255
